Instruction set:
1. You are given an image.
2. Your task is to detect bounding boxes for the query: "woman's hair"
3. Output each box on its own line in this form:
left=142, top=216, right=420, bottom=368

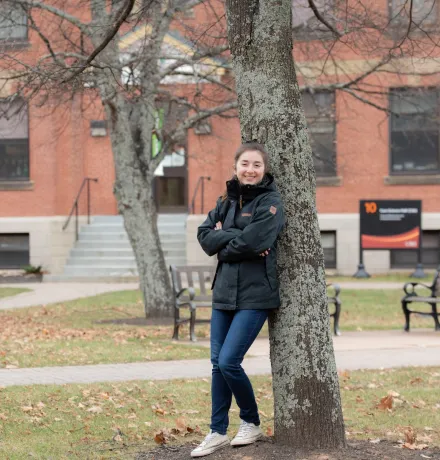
left=221, top=142, right=269, bottom=201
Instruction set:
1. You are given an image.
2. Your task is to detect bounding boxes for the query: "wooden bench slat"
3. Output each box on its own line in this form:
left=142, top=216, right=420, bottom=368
left=405, top=297, right=440, bottom=302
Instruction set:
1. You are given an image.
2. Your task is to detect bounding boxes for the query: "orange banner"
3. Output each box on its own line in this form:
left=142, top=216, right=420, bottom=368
left=361, top=227, right=420, bottom=249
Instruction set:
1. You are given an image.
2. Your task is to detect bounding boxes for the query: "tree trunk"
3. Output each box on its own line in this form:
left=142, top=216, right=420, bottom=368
left=116, top=173, right=174, bottom=318
left=225, top=0, right=346, bottom=449
left=102, top=89, right=174, bottom=318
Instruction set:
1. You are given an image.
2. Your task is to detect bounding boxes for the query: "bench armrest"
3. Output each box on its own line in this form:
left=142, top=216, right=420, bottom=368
left=175, top=287, right=197, bottom=311
left=403, top=282, right=433, bottom=297
left=326, top=282, right=341, bottom=297
left=176, top=287, right=196, bottom=300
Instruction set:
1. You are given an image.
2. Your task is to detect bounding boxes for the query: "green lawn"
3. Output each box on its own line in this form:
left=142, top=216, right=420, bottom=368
left=327, top=271, right=438, bottom=283
left=0, top=287, right=31, bottom=299
left=0, top=286, right=437, bottom=369
left=0, top=367, right=439, bottom=459
left=0, top=290, right=210, bottom=369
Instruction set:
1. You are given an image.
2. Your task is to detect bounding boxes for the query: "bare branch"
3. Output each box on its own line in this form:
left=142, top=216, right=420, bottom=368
left=61, top=0, right=137, bottom=83
left=307, top=0, right=342, bottom=38
left=6, top=0, right=90, bottom=34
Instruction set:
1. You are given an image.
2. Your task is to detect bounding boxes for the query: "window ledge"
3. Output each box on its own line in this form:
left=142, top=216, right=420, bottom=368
left=0, top=180, right=34, bottom=191
left=316, top=176, right=342, bottom=187
left=384, top=175, right=440, bottom=186
left=0, top=40, right=30, bottom=51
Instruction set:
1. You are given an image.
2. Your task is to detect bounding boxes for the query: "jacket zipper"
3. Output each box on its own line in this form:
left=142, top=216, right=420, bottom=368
left=239, top=194, right=243, bottom=209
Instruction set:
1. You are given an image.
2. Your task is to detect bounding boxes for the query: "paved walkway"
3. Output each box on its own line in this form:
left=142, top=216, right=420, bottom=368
left=1, top=281, right=403, bottom=310
left=1, top=330, right=439, bottom=387
left=0, top=282, right=139, bottom=310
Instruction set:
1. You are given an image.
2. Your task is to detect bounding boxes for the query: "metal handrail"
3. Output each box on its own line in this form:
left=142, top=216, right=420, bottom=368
left=62, top=177, right=98, bottom=240
left=190, top=176, right=211, bottom=214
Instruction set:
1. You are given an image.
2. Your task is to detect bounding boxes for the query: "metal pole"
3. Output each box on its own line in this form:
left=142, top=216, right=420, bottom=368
left=353, top=210, right=370, bottom=278
left=75, top=203, right=79, bottom=241
left=411, top=230, right=426, bottom=278
left=87, top=179, right=91, bottom=225
left=201, top=177, right=205, bottom=214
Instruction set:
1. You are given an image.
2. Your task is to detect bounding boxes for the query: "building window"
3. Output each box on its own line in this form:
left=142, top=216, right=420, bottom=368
left=390, top=88, right=439, bottom=175
left=0, top=234, right=29, bottom=269
left=391, top=230, right=440, bottom=269
left=321, top=231, right=336, bottom=269
left=302, top=91, right=336, bottom=176
left=0, top=5, right=27, bottom=41
left=390, top=0, right=437, bottom=27
left=0, top=99, right=29, bottom=181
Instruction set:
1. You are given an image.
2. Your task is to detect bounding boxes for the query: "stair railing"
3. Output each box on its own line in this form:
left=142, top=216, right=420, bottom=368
left=190, top=176, right=211, bottom=214
left=62, top=177, right=98, bottom=241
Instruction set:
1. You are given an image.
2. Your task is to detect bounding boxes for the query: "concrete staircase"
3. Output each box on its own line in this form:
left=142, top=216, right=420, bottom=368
left=45, top=214, right=187, bottom=282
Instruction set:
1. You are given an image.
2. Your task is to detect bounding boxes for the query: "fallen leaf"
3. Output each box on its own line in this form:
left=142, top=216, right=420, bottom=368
left=0, top=413, right=8, bottom=420
left=388, top=390, right=400, bottom=397
left=154, top=430, right=167, bottom=444
left=377, top=395, right=393, bottom=410
left=86, top=406, right=103, bottom=414
left=266, top=426, right=273, bottom=437
left=369, top=438, right=381, bottom=444
left=21, top=406, right=33, bottom=413
left=410, top=377, right=423, bottom=385
left=176, top=417, right=187, bottom=430
left=402, top=443, right=428, bottom=450
left=404, top=427, right=416, bottom=445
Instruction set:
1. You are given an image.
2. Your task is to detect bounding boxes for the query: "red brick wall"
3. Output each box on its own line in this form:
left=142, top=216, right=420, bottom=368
left=2, top=1, right=440, bottom=218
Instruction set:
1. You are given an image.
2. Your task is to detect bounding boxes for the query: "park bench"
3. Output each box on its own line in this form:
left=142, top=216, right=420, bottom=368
left=170, top=264, right=342, bottom=341
left=401, top=269, right=440, bottom=332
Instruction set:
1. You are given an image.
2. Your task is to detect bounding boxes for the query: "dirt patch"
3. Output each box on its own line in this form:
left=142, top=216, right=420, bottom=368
left=97, top=317, right=174, bottom=326
left=135, top=438, right=440, bottom=460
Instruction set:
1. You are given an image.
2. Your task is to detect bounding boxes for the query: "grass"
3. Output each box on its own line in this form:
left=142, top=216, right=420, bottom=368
left=0, top=287, right=31, bottom=299
left=327, top=271, right=438, bottom=283
left=1, top=285, right=438, bottom=369
left=0, top=367, right=439, bottom=459
left=0, top=290, right=210, bottom=369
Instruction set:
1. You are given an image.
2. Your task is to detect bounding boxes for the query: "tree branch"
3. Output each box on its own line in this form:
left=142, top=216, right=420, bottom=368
left=6, top=0, right=90, bottom=34
left=61, top=0, right=136, bottom=83
left=307, top=0, right=342, bottom=38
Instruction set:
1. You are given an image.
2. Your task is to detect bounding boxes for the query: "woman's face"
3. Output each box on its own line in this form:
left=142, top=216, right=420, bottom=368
left=235, top=150, right=265, bottom=185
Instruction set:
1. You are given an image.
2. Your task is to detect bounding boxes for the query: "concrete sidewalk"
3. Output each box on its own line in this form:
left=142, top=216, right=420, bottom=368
left=0, top=282, right=139, bottom=310
left=0, top=330, right=439, bottom=387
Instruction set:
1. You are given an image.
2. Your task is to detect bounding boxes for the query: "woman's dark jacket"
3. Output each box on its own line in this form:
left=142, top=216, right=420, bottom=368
left=197, top=174, right=285, bottom=310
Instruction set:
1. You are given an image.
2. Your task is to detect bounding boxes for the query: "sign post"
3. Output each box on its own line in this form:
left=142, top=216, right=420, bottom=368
left=353, top=200, right=424, bottom=278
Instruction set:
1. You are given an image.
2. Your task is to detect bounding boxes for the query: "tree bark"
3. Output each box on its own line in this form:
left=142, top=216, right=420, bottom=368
left=225, top=0, right=346, bottom=449
left=98, top=74, right=174, bottom=318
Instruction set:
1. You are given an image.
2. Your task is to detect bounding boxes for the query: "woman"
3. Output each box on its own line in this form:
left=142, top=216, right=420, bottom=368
left=191, top=142, right=285, bottom=458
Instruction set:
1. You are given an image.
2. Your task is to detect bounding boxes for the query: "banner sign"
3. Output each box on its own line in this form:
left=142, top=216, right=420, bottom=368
left=360, top=200, right=421, bottom=249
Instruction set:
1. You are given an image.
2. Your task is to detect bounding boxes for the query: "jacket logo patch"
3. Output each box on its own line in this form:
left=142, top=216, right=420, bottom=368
left=269, top=206, right=277, bottom=215
left=242, top=212, right=252, bottom=217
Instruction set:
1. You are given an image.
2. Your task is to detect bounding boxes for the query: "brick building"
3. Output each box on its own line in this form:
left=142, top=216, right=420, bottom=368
left=1, top=1, right=440, bottom=277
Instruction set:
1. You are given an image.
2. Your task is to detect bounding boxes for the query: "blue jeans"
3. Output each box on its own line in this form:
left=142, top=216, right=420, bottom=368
left=210, top=308, right=268, bottom=435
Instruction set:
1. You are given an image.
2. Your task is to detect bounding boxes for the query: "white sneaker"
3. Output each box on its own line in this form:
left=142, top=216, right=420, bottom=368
left=230, top=419, right=263, bottom=446
left=191, top=430, right=230, bottom=457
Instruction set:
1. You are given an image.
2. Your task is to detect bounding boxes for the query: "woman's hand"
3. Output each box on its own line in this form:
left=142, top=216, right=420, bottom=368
left=214, top=221, right=222, bottom=231
left=259, top=248, right=271, bottom=257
